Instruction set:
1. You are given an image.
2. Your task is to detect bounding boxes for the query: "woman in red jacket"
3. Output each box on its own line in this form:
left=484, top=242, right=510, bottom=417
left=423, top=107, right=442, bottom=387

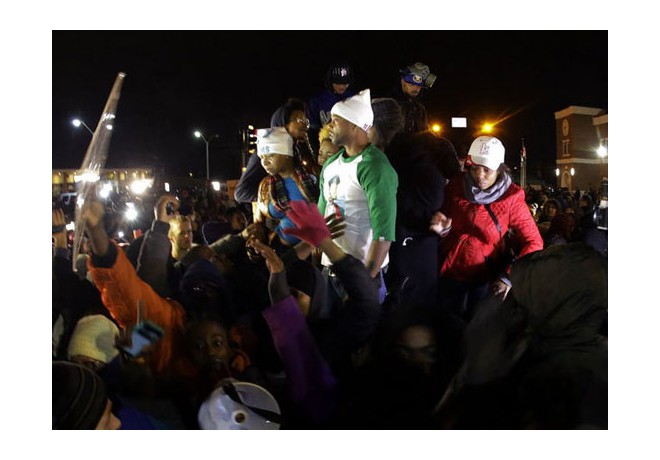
left=430, top=136, right=543, bottom=321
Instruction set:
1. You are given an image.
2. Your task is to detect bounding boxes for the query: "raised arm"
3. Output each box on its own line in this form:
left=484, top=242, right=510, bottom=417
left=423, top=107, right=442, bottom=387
left=247, top=238, right=338, bottom=425
left=134, top=194, right=179, bottom=297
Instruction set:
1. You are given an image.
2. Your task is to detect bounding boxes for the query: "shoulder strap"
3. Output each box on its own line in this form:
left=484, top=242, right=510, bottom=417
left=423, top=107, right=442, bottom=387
left=484, top=203, right=502, bottom=237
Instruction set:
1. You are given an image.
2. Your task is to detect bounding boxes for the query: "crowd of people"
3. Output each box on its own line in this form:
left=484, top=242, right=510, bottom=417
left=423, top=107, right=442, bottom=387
left=53, top=61, right=607, bottom=430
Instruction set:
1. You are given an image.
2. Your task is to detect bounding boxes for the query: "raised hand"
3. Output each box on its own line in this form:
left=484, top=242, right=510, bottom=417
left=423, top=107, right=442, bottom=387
left=246, top=238, right=284, bottom=274
left=154, top=194, right=179, bottom=223
left=282, top=200, right=331, bottom=248
left=80, top=189, right=110, bottom=257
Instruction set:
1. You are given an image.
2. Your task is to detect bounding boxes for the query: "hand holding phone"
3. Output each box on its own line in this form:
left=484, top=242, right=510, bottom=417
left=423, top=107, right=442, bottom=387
left=118, top=320, right=165, bottom=358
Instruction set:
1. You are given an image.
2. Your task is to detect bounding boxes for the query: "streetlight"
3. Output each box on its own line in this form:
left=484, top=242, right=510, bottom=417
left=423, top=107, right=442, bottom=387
left=194, top=131, right=218, bottom=181
left=480, top=123, right=494, bottom=134
left=72, top=118, right=93, bottom=135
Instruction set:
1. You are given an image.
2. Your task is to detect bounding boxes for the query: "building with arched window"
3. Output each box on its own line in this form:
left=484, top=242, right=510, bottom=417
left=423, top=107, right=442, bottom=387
left=554, top=106, right=608, bottom=192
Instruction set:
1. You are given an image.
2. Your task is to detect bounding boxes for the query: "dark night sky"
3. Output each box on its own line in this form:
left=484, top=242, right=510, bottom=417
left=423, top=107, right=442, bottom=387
left=52, top=30, right=607, bottom=182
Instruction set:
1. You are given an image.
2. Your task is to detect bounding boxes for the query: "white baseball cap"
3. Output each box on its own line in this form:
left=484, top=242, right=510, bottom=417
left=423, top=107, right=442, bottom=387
left=198, top=379, right=281, bottom=430
left=466, top=136, right=505, bottom=170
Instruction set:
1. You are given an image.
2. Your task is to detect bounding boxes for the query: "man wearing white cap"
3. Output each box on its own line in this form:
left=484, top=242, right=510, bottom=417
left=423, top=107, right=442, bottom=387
left=319, top=89, right=398, bottom=303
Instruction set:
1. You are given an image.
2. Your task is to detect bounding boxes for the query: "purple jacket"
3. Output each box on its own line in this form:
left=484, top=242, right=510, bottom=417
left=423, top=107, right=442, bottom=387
left=262, top=295, right=339, bottom=425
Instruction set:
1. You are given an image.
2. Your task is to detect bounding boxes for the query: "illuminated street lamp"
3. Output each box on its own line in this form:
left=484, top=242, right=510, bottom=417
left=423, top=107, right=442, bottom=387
left=194, top=131, right=210, bottom=181
left=72, top=118, right=94, bottom=135
left=481, top=123, right=494, bottom=134
left=431, top=123, right=442, bottom=134
left=194, top=131, right=219, bottom=181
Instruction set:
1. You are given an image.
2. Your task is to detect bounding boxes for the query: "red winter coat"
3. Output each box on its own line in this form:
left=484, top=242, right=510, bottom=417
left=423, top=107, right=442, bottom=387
left=439, top=174, right=543, bottom=283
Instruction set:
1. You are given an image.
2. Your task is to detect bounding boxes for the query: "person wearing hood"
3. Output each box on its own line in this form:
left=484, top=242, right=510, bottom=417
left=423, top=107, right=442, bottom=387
left=306, top=62, right=357, bottom=151
left=433, top=243, right=607, bottom=429
left=430, top=136, right=543, bottom=321
left=235, top=98, right=317, bottom=204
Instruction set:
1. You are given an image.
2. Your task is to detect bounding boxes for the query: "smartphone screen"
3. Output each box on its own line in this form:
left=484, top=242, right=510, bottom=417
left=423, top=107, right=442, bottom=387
left=120, top=321, right=164, bottom=358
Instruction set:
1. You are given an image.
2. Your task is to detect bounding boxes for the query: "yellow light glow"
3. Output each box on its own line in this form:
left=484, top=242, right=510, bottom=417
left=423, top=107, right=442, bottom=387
left=481, top=123, right=493, bottom=133
left=431, top=124, right=442, bottom=133
left=74, top=172, right=100, bottom=183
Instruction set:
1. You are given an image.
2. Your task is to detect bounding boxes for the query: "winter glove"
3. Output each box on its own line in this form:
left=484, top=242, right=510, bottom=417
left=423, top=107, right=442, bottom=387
left=282, top=200, right=331, bottom=248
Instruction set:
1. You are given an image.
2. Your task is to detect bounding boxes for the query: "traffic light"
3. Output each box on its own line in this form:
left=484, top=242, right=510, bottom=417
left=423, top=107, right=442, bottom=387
left=242, top=124, right=258, bottom=155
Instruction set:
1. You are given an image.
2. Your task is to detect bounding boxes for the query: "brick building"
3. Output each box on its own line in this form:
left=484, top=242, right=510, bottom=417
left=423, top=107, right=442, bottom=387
left=554, top=106, right=608, bottom=192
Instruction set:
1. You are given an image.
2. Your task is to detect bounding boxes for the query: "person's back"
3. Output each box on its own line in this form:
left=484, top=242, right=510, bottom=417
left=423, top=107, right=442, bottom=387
left=379, top=121, right=460, bottom=306
left=433, top=243, right=607, bottom=429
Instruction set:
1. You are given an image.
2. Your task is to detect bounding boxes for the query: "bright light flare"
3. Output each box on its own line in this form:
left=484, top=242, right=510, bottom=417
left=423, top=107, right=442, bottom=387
left=431, top=124, right=442, bottom=133
left=99, top=183, right=112, bottom=199
left=211, top=181, right=220, bottom=191
left=125, top=207, right=138, bottom=221
left=74, top=172, right=100, bottom=183
left=130, top=179, right=151, bottom=195
left=125, top=202, right=138, bottom=220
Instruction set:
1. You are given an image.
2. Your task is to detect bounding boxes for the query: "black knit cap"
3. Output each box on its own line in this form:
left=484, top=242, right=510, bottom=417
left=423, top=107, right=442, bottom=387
left=53, top=361, right=108, bottom=430
left=326, top=62, right=354, bottom=87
